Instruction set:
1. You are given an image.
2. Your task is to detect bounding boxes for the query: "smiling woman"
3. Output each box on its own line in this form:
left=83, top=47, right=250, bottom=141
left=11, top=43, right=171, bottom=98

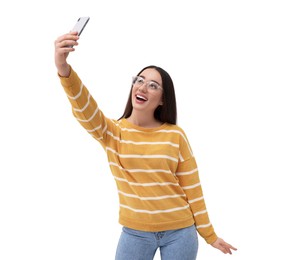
left=54, top=31, right=237, bottom=259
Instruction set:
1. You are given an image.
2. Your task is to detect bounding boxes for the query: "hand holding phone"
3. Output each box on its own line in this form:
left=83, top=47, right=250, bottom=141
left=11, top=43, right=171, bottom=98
left=55, top=17, right=90, bottom=76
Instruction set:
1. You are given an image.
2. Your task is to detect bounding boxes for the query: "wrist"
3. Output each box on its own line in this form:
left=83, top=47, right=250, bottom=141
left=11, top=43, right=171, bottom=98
left=57, top=63, right=70, bottom=78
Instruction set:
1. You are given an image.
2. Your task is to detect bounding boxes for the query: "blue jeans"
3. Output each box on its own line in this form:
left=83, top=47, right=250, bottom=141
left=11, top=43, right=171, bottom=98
left=115, top=225, right=198, bottom=260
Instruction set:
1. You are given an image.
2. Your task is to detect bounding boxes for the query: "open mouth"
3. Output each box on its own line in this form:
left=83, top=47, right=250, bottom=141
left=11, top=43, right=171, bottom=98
left=136, top=94, right=148, bottom=102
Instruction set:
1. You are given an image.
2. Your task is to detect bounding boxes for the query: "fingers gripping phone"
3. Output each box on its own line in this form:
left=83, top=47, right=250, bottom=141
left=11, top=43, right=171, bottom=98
left=71, top=17, right=90, bottom=36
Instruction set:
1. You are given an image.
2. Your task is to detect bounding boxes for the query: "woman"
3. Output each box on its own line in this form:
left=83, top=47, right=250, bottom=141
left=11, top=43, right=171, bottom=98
left=54, top=31, right=237, bottom=260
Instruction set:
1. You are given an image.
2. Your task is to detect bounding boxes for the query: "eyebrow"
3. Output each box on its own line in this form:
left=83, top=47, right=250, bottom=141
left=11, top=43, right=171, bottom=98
left=138, top=75, right=161, bottom=86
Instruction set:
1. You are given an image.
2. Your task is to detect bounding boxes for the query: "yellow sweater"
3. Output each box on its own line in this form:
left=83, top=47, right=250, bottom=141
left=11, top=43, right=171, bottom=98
left=59, top=67, right=218, bottom=244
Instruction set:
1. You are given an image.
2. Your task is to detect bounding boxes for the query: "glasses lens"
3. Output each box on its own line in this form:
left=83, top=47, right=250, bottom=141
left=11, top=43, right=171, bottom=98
left=148, top=82, right=160, bottom=90
left=133, top=76, right=143, bottom=85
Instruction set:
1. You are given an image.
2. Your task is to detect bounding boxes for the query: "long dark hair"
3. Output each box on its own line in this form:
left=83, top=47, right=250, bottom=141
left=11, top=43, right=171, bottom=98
left=119, top=65, right=177, bottom=124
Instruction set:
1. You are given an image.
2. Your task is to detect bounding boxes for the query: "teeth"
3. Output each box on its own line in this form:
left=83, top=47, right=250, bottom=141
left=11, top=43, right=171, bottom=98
left=136, top=95, right=148, bottom=101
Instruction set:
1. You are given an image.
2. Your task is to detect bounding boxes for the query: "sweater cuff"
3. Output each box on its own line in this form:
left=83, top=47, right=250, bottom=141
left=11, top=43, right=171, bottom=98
left=58, top=66, right=76, bottom=84
left=58, top=66, right=83, bottom=99
left=205, top=233, right=218, bottom=244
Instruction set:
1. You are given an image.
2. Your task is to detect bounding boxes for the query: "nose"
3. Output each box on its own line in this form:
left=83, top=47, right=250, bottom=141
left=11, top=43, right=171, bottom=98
left=138, top=82, right=148, bottom=93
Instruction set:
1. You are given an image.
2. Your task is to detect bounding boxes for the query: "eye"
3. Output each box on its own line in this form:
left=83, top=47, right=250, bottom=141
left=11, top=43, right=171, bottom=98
left=148, top=82, right=159, bottom=90
left=136, top=77, right=144, bottom=84
left=133, top=76, right=144, bottom=85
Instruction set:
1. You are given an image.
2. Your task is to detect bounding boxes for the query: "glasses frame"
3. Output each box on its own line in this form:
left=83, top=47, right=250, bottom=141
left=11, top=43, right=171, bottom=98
left=132, top=76, right=163, bottom=91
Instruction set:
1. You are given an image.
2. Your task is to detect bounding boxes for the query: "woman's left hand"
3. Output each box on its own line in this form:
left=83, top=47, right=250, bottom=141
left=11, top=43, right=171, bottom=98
left=211, top=237, right=237, bottom=254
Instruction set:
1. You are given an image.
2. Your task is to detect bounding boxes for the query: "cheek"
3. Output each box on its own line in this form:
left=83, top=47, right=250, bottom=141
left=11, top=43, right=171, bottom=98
left=131, top=88, right=135, bottom=101
left=150, top=94, right=163, bottom=106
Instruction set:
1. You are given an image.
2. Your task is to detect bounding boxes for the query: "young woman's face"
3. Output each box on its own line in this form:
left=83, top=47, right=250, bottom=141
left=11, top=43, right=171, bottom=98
left=131, top=68, right=163, bottom=115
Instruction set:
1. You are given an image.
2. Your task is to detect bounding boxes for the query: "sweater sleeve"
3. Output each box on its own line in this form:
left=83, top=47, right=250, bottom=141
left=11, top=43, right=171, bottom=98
left=58, top=66, right=110, bottom=148
left=176, top=131, right=218, bottom=244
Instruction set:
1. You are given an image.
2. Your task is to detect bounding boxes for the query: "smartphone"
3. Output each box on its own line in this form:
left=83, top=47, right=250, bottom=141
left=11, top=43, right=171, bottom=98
left=71, top=16, right=90, bottom=36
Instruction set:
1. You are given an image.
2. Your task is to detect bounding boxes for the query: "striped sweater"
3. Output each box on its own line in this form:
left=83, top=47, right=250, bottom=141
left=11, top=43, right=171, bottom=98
left=59, top=67, right=218, bottom=244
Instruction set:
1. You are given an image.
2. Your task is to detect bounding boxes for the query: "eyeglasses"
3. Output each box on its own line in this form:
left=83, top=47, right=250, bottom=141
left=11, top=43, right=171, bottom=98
left=132, top=76, right=163, bottom=91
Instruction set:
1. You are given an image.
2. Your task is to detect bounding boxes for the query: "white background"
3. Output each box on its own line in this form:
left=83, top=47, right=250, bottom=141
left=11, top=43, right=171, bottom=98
left=1, top=0, right=281, bottom=259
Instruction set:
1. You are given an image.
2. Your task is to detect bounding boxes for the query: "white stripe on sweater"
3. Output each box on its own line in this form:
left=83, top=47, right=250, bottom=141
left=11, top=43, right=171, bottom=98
left=75, top=106, right=99, bottom=122
left=106, top=147, right=178, bottom=162
left=120, top=204, right=189, bottom=214
left=176, top=168, right=198, bottom=176
left=118, top=190, right=186, bottom=201
left=194, top=210, right=207, bottom=217
left=196, top=223, right=211, bottom=229
left=73, top=92, right=91, bottom=112
left=188, top=196, right=204, bottom=204
left=120, top=140, right=179, bottom=147
left=102, top=123, right=107, bottom=134
left=87, top=125, right=101, bottom=133
left=67, top=82, right=84, bottom=100
left=109, top=162, right=172, bottom=174
left=113, top=176, right=179, bottom=187
left=182, top=183, right=201, bottom=190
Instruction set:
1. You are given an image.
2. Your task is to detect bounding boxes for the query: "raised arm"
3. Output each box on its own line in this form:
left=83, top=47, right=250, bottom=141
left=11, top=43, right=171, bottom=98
left=54, top=32, right=117, bottom=149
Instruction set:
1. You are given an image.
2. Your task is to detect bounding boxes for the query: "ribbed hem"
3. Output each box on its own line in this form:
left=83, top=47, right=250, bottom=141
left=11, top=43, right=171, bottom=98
left=119, top=215, right=195, bottom=232
left=58, top=66, right=83, bottom=98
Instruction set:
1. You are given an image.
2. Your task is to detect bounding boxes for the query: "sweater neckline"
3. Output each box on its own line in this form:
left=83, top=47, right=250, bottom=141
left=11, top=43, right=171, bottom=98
left=121, top=118, right=169, bottom=132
